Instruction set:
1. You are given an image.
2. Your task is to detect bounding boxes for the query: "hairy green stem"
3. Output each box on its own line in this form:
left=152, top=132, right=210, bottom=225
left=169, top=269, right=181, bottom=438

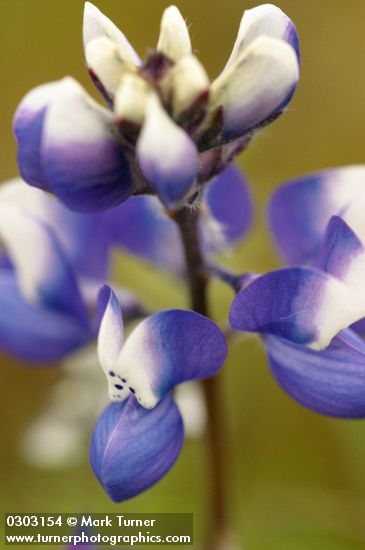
left=172, top=206, right=230, bottom=550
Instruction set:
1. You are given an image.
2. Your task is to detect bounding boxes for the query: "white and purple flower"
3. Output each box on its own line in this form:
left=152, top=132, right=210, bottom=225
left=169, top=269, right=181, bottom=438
left=14, top=2, right=299, bottom=212
left=230, top=202, right=365, bottom=418
left=90, top=285, right=227, bottom=501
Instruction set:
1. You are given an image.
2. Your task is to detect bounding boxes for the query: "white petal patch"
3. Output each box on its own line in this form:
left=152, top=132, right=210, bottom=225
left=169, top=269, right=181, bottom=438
left=83, top=2, right=141, bottom=67
left=157, top=5, right=192, bottom=62
left=0, top=177, right=50, bottom=213
left=310, top=277, right=365, bottom=351
left=0, top=204, right=62, bottom=304
left=175, top=382, right=207, bottom=438
left=224, top=3, right=296, bottom=71
left=98, top=301, right=159, bottom=409
left=85, top=36, right=130, bottom=97
left=43, top=77, right=115, bottom=148
left=113, top=322, right=160, bottom=409
left=98, top=296, right=160, bottom=409
left=166, top=54, right=209, bottom=119
left=97, top=289, right=128, bottom=402
left=0, top=179, right=74, bottom=265
left=210, top=36, right=299, bottom=138
left=114, top=73, right=149, bottom=125
left=14, top=80, right=63, bottom=118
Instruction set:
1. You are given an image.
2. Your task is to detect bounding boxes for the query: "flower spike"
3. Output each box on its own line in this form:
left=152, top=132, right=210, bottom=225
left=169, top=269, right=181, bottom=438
left=15, top=3, right=300, bottom=212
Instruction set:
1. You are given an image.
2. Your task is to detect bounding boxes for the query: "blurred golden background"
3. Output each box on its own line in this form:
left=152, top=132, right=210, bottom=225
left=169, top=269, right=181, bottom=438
left=1, top=1, right=365, bottom=549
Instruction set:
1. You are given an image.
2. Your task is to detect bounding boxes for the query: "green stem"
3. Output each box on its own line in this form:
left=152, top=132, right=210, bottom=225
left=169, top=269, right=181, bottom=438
left=172, top=206, right=230, bottom=550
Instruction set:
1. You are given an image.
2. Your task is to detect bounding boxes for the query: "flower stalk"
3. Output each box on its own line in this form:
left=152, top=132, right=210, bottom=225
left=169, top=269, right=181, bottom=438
left=173, top=205, right=231, bottom=550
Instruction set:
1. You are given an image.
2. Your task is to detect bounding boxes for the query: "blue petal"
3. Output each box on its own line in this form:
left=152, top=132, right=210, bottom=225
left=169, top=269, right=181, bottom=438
left=267, top=329, right=365, bottom=418
left=316, top=216, right=365, bottom=285
left=203, top=164, right=253, bottom=249
left=268, top=165, right=365, bottom=264
left=118, top=309, right=227, bottom=408
left=50, top=209, right=112, bottom=280
left=0, top=271, right=92, bottom=363
left=13, top=81, right=63, bottom=191
left=229, top=266, right=365, bottom=350
left=351, top=317, right=365, bottom=334
left=110, top=195, right=184, bottom=273
left=42, top=78, right=134, bottom=212
left=90, top=395, right=184, bottom=502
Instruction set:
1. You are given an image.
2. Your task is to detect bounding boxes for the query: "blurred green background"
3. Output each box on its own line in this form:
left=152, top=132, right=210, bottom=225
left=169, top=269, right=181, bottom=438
left=1, top=1, right=365, bottom=549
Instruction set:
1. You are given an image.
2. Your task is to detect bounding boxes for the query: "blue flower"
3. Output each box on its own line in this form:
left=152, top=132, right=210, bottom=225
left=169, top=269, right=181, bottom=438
left=14, top=2, right=299, bottom=213
left=230, top=212, right=365, bottom=418
left=0, top=179, right=141, bottom=363
left=90, top=285, right=227, bottom=501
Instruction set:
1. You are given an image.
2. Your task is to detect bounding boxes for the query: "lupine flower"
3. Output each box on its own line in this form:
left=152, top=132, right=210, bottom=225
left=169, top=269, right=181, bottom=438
left=90, top=286, right=226, bottom=501
left=0, top=180, right=140, bottom=362
left=229, top=212, right=365, bottom=418
left=14, top=2, right=299, bottom=213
